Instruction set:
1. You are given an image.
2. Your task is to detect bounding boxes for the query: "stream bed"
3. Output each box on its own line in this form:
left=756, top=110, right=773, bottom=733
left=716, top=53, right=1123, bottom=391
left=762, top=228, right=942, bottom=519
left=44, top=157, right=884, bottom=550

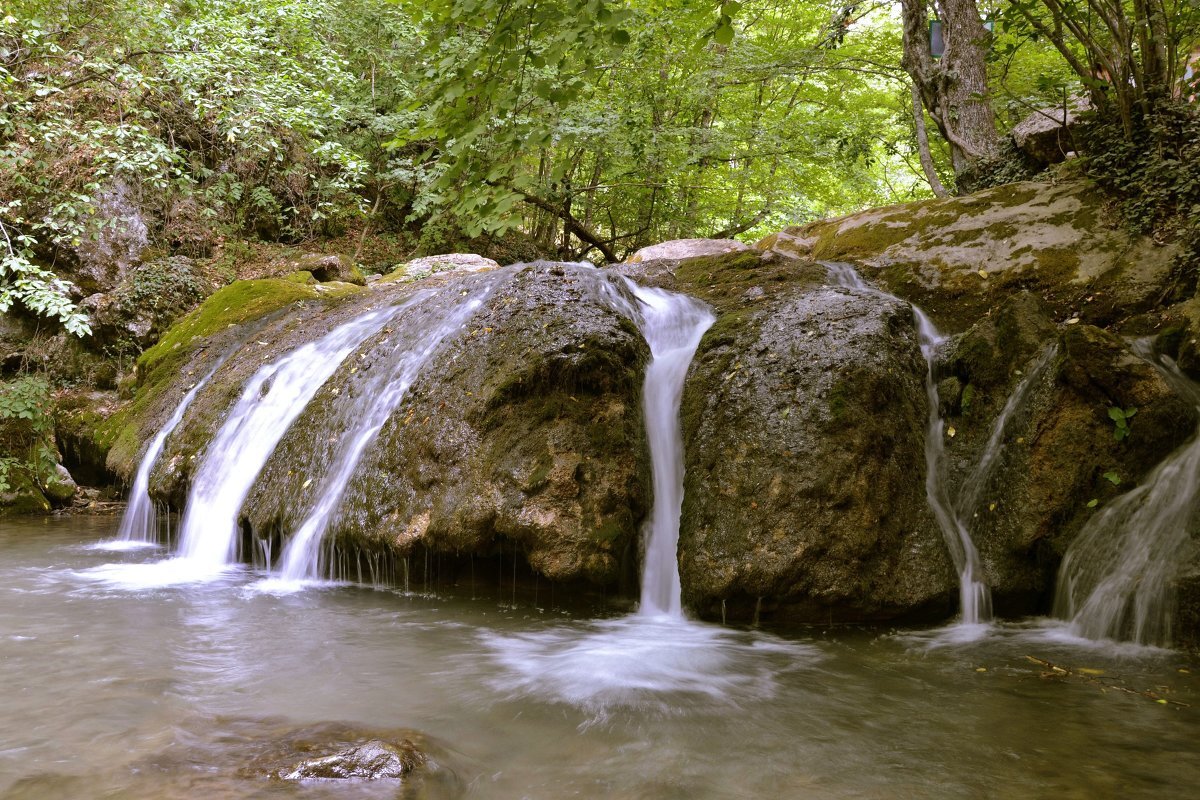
left=2, top=516, right=1198, bottom=799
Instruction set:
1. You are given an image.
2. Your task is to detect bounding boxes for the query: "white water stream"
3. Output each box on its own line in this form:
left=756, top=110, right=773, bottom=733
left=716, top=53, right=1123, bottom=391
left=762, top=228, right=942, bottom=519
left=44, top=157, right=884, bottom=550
left=101, top=358, right=228, bottom=551
left=266, top=276, right=506, bottom=587
left=624, top=282, right=715, bottom=616
left=824, top=263, right=992, bottom=625
left=1055, top=340, right=1200, bottom=645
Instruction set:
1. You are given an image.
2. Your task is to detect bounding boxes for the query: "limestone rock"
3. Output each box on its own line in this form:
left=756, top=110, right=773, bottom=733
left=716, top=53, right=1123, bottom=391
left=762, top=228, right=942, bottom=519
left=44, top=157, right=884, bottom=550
left=1011, top=98, right=1090, bottom=165
left=630, top=249, right=957, bottom=623
left=294, top=253, right=366, bottom=285
left=42, top=464, right=78, bottom=504
left=0, top=469, right=51, bottom=515
left=627, top=238, right=749, bottom=263
left=282, top=739, right=425, bottom=781
left=771, top=180, right=1180, bottom=332
left=391, top=253, right=500, bottom=280
left=69, top=180, right=150, bottom=294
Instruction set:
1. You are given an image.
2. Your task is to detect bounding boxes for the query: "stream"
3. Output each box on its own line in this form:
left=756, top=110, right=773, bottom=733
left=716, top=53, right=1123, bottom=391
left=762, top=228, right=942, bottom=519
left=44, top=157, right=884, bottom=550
left=2, top=516, right=1197, bottom=799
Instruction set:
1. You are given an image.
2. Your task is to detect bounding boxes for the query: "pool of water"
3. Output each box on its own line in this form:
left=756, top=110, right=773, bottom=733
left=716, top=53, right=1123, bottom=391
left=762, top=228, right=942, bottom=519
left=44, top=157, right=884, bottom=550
left=2, top=516, right=1197, bottom=798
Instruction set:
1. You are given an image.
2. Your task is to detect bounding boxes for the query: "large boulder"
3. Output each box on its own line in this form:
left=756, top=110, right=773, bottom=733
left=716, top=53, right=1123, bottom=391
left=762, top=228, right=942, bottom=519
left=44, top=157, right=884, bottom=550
left=626, top=249, right=957, bottom=623
left=293, top=253, right=366, bottom=286
left=1011, top=99, right=1091, bottom=166
left=142, top=264, right=651, bottom=593
left=66, top=180, right=150, bottom=294
left=84, top=256, right=212, bottom=356
left=937, top=298, right=1197, bottom=612
left=627, top=238, right=749, bottom=263
left=760, top=180, right=1181, bottom=332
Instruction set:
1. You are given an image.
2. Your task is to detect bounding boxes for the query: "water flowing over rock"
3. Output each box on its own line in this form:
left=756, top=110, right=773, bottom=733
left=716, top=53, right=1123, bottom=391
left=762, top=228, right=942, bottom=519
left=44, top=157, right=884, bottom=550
left=624, top=249, right=957, bottom=623
left=116, top=358, right=228, bottom=545
left=236, top=262, right=651, bottom=590
left=828, top=263, right=991, bottom=624
left=1054, top=342, right=1200, bottom=645
left=617, top=283, right=714, bottom=616
left=271, top=272, right=508, bottom=582
left=174, top=306, right=401, bottom=571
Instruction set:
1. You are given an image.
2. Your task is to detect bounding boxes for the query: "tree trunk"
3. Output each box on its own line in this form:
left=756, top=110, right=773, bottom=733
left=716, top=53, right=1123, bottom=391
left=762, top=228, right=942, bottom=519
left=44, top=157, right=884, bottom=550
left=911, top=81, right=950, bottom=198
left=900, top=0, right=1001, bottom=181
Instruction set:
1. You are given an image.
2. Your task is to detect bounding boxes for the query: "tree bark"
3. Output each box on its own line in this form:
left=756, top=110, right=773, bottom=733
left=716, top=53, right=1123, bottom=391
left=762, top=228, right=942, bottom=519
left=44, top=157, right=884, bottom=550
left=911, top=81, right=950, bottom=198
left=900, top=0, right=1001, bottom=179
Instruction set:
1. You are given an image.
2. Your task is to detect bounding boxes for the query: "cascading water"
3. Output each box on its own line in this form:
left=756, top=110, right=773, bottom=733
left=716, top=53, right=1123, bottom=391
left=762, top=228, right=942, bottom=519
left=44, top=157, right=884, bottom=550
left=104, top=359, right=227, bottom=550
left=269, top=274, right=508, bottom=584
left=621, top=281, right=715, bottom=617
left=823, top=262, right=991, bottom=624
left=954, top=343, right=1058, bottom=519
left=171, top=306, right=401, bottom=575
left=1054, top=340, right=1200, bottom=646
left=914, top=310, right=993, bottom=625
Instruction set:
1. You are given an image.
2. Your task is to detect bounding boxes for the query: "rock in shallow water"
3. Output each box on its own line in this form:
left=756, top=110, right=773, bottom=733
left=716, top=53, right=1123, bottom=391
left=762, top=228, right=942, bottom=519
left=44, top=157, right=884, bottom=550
left=282, top=738, right=426, bottom=781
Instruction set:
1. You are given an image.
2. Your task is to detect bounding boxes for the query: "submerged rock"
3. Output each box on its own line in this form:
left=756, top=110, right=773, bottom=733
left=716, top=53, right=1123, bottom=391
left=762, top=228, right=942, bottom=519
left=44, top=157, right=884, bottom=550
left=282, top=739, right=425, bottom=781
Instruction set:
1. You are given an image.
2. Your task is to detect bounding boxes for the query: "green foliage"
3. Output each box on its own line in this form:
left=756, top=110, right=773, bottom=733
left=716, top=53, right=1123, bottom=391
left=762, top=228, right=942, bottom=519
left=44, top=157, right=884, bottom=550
left=1107, top=406, right=1138, bottom=442
left=0, top=375, right=57, bottom=494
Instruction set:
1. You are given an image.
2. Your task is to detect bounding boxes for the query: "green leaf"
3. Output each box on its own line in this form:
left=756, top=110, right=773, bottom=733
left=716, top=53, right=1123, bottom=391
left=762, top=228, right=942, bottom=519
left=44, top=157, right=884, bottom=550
left=1087, top=498, right=1098, bottom=508
left=1103, top=471, right=1121, bottom=486
left=713, top=18, right=735, bottom=45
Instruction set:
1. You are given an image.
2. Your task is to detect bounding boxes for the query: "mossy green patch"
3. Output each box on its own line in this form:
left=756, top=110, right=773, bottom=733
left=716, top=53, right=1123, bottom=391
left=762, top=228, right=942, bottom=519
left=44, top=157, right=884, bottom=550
left=138, top=279, right=317, bottom=383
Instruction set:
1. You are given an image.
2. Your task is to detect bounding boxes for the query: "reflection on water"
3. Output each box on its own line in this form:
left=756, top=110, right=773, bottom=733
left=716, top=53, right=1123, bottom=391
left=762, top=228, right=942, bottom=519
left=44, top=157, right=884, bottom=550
left=2, top=517, right=1198, bottom=799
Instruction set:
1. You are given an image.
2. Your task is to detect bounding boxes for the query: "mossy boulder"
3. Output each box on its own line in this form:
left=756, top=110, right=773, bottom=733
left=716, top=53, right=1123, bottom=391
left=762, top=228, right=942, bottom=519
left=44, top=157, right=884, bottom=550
left=935, top=309, right=1197, bottom=612
left=102, top=278, right=322, bottom=482
left=294, top=253, right=366, bottom=286
left=237, top=263, right=651, bottom=590
left=0, top=468, right=52, bottom=515
left=626, top=249, right=957, bottom=623
left=84, top=256, right=212, bottom=356
left=759, top=180, right=1180, bottom=332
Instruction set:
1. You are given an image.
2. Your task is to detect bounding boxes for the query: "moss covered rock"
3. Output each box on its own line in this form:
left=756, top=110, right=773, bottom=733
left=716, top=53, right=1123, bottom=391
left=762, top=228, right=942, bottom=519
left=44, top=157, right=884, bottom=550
left=760, top=180, right=1181, bottom=332
left=236, top=263, right=650, bottom=591
left=102, top=278, right=323, bottom=482
left=0, top=468, right=52, bottom=516
left=626, top=249, right=957, bottom=623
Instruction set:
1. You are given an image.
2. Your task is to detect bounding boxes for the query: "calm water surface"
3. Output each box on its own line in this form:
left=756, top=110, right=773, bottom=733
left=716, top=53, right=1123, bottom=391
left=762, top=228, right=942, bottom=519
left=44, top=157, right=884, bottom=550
left=2, top=516, right=1197, bottom=799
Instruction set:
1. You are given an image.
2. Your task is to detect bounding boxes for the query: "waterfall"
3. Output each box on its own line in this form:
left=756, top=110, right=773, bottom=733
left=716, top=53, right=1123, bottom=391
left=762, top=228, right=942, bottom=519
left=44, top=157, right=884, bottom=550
left=271, top=274, right=507, bottom=583
left=954, top=343, right=1058, bottom=519
left=1054, top=341, right=1200, bottom=646
left=111, top=358, right=227, bottom=548
left=823, top=262, right=992, bottom=624
left=620, top=280, right=715, bottom=617
left=913, top=309, right=993, bottom=624
left=173, top=306, right=400, bottom=572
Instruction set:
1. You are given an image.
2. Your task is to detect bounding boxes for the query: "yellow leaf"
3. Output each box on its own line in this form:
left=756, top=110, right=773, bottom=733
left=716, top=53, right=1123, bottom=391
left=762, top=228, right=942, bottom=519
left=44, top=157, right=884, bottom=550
left=1077, top=667, right=1104, bottom=676
left=947, top=426, right=957, bottom=438
left=302, top=478, right=312, bottom=489
left=977, top=270, right=987, bottom=279
left=1066, top=317, right=1080, bottom=325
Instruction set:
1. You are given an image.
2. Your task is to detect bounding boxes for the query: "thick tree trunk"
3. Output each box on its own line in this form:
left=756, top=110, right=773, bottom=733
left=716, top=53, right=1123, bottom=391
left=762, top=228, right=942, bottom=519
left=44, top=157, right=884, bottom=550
left=900, top=0, right=1001, bottom=180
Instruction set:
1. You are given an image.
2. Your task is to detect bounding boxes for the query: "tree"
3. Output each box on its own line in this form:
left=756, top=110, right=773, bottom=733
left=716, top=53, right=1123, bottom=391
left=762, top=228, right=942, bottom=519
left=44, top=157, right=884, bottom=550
left=900, top=0, right=1002, bottom=179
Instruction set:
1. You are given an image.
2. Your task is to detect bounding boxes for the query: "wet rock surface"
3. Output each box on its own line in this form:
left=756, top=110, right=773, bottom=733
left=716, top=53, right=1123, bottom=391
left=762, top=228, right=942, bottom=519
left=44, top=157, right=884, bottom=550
left=763, top=180, right=1181, bottom=332
left=628, top=249, right=957, bottom=623
left=282, top=739, right=425, bottom=781
left=239, top=262, right=650, bottom=590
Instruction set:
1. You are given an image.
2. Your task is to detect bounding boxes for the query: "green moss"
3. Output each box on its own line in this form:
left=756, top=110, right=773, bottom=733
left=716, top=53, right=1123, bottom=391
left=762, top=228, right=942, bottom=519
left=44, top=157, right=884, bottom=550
left=525, top=453, right=553, bottom=491
left=285, top=270, right=317, bottom=284
left=590, top=515, right=627, bottom=544
left=138, top=279, right=316, bottom=381
left=0, top=468, right=51, bottom=515
left=101, top=279, right=318, bottom=477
